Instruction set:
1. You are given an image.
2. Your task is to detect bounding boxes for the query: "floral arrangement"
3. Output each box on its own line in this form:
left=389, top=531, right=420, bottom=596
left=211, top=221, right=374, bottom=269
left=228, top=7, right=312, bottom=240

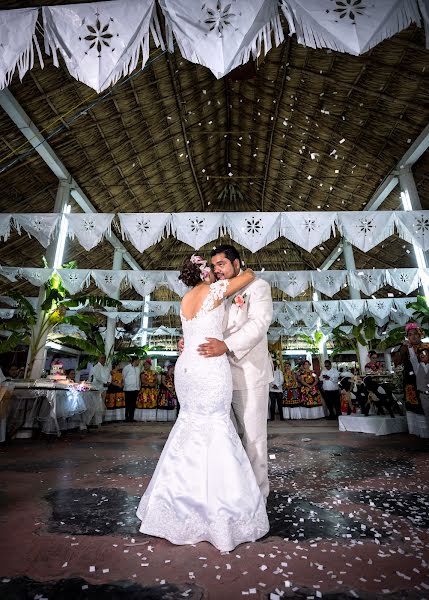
left=233, top=293, right=246, bottom=308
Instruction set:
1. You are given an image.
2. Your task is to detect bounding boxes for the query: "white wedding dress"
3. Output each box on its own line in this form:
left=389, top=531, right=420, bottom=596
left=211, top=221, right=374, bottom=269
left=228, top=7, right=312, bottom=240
left=137, top=280, right=269, bottom=552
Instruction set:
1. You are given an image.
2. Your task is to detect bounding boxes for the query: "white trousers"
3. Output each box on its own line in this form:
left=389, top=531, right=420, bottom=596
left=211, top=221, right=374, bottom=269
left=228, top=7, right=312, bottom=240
left=231, top=384, right=269, bottom=499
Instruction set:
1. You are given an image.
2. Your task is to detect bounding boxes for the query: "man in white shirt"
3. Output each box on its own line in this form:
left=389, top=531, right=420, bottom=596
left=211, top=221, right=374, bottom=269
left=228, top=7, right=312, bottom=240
left=122, top=357, right=141, bottom=422
left=91, top=355, right=111, bottom=393
left=269, top=362, right=285, bottom=421
left=320, top=359, right=341, bottom=419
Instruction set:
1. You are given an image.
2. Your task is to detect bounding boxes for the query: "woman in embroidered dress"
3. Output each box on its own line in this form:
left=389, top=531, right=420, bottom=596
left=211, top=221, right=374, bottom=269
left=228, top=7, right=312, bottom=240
left=298, top=360, right=323, bottom=410
left=105, top=363, right=125, bottom=410
left=136, top=359, right=158, bottom=419
left=282, top=361, right=300, bottom=418
left=394, top=323, right=427, bottom=435
left=137, top=254, right=269, bottom=552
left=157, top=364, right=177, bottom=421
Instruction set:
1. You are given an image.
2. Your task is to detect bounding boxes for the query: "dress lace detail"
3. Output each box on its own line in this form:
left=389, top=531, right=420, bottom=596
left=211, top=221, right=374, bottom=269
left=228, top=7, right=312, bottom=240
left=137, top=276, right=269, bottom=552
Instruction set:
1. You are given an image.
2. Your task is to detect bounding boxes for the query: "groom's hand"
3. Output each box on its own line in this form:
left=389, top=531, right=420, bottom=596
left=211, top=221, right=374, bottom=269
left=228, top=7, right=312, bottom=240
left=198, top=338, right=228, bottom=358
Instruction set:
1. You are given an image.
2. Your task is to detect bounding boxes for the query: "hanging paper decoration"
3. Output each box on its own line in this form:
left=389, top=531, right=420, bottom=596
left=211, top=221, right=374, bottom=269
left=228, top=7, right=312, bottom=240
left=349, top=269, right=386, bottom=296
left=101, top=311, right=141, bottom=324
left=171, top=213, right=223, bottom=250
left=313, top=300, right=341, bottom=325
left=14, top=213, right=60, bottom=248
left=0, top=308, right=15, bottom=319
left=91, top=269, right=125, bottom=297
left=302, top=312, right=320, bottom=329
left=311, top=269, right=347, bottom=297
left=225, top=212, right=281, bottom=253
left=281, top=211, right=336, bottom=253
left=0, top=8, right=42, bottom=90
left=341, top=299, right=366, bottom=325
left=43, top=0, right=160, bottom=93
left=272, top=301, right=285, bottom=322
left=393, top=297, right=416, bottom=317
left=395, top=211, right=429, bottom=251
left=20, top=268, right=54, bottom=287
left=338, top=212, right=395, bottom=253
left=118, top=213, right=170, bottom=253
left=145, top=301, right=178, bottom=316
left=66, top=213, right=114, bottom=251
left=56, top=269, right=91, bottom=295
left=277, top=313, right=294, bottom=328
left=159, top=0, right=283, bottom=79
left=391, top=311, right=410, bottom=326
left=280, top=0, right=421, bottom=55
left=120, top=300, right=145, bottom=310
left=386, top=268, right=420, bottom=295
left=366, top=298, right=394, bottom=326
left=284, top=301, right=312, bottom=323
left=0, top=214, right=12, bottom=241
left=275, top=271, right=310, bottom=297
left=127, top=271, right=165, bottom=297
left=162, top=271, right=188, bottom=297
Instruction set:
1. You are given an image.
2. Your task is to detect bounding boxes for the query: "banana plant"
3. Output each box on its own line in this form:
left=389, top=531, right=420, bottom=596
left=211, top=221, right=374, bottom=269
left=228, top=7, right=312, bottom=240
left=407, top=295, right=429, bottom=327
left=0, top=262, right=121, bottom=376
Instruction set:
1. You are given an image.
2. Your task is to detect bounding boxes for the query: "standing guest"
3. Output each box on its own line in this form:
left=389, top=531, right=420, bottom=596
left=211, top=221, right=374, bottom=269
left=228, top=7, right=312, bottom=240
left=298, top=360, right=323, bottom=412
left=365, top=351, right=383, bottom=374
left=105, top=363, right=125, bottom=412
left=122, top=357, right=141, bottom=422
left=320, top=359, right=341, bottom=419
left=414, top=346, right=429, bottom=429
left=91, top=355, right=111, bottom=401
left=282, top=362, right=300, bottom=417
left=269, top=361, right=284, bottom=421
left=137, top=358, right=158, bottom=420
left=393, top=323, right=425, bottom=421
left=157, top=364, right=177, bottom=420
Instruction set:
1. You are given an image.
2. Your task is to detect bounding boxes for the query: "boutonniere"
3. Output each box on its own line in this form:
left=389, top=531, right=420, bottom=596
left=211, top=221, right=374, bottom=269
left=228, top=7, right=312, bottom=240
left=233, top=293, right=247, bottom=308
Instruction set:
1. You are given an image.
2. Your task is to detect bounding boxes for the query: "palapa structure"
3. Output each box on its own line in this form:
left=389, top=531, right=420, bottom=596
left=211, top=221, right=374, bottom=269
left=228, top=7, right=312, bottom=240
left=0, top=1, right=429, bottom=340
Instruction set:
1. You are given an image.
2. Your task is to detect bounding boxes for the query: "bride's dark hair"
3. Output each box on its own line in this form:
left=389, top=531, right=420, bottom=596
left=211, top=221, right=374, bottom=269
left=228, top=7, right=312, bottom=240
left=178, top=256, right=205, bottom=288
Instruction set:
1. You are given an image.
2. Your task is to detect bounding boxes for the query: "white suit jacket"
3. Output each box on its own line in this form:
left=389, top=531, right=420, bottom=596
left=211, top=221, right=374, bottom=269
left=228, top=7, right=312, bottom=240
left=223, top=278, right=274, bottom=391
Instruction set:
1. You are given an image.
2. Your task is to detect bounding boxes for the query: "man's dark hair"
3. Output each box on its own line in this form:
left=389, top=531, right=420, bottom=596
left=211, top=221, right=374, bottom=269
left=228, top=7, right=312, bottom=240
left=210, top=244, right=242, bottom=266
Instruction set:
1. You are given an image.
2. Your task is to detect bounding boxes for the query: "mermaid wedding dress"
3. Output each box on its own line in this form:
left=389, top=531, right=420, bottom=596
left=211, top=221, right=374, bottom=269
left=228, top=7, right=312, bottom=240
left=136, top=280, right=269, bottom=552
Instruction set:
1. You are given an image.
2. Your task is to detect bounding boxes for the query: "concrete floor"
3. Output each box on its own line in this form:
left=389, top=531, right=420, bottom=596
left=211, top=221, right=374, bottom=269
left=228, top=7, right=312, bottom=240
left=0, top=420, right=428, bottom=599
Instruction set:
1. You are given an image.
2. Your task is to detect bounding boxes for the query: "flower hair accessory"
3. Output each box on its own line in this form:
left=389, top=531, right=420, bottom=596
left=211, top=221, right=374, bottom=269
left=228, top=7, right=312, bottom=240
left=190, top=254, right=211, bottom=281
left=405, top=323, right=420, bottom=333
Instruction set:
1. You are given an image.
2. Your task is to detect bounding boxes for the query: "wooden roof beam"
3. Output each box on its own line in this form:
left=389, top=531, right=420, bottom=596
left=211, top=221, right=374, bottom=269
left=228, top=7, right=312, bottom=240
left=0, top=88, right=142, bottom=271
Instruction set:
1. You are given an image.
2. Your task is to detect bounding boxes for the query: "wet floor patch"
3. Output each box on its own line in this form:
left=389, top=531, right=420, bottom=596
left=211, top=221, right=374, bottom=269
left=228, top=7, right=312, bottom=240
left=46, top=488, right=141, bottom=535
left=0, top=576, right=203, bottom=599
left=349, top=489, right=429, bottom=528
left=266, top=492, right=388, bottom=541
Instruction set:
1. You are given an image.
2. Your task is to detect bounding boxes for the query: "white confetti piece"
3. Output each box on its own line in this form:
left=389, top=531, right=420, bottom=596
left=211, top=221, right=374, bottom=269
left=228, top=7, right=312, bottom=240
left=61, top=562, right=68, bottom=568
left=89, top=566, right=95, bottom=572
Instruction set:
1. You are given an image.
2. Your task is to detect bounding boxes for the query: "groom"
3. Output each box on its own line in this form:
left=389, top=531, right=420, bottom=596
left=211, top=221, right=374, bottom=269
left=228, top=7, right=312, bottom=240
left=198, top=244, right=274, bottom=500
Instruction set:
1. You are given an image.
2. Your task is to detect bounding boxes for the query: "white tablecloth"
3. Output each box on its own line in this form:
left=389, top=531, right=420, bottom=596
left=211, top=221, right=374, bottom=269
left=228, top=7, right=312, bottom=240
left=2, top=384, right=104, bottom=438
left=282, top=406, right=326, bottom=420
left=338, top=414, right=408, bottom=436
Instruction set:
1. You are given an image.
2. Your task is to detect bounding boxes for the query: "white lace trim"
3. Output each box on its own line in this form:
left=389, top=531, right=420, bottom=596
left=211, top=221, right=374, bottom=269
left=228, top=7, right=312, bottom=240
left=181, top=279, right=230, bottom=322
left=137, top=496, right=269, bottom=552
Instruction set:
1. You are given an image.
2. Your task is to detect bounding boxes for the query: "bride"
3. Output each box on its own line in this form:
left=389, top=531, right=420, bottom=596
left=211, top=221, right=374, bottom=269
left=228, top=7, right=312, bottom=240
left=136, top=254, right=269, bottom=552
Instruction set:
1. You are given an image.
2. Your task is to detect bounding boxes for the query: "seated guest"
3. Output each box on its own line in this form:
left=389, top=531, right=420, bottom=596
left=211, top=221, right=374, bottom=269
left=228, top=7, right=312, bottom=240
left=6, top=365, right=20, bottom=380
left=65, top=368, right=76, bottom=382
left=364, top=376, right=395, bottom=418
left=365, top=351, right=383, bottom=374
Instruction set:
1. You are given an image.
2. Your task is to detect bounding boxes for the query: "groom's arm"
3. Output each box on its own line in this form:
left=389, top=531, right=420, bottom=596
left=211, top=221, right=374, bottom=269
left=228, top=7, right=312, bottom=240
left=224, top=280, right=273, bottom=362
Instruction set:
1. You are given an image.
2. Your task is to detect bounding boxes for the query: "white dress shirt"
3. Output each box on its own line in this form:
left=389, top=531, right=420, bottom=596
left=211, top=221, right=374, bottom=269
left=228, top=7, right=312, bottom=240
left=269, top=368, right=284, bottom=393
left=122, top=364, right=141, bottom=391
left=320, top=367, right=339, bottom=391
left=91, top=362, right=111, bottom=390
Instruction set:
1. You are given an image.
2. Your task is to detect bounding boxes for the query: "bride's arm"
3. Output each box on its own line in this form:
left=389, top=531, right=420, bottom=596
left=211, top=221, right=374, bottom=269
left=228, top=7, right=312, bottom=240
left=223, top=269, right=255, bottom=298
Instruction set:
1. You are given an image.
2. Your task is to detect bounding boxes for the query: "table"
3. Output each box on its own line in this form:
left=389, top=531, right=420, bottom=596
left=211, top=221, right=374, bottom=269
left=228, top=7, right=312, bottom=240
left=0, top=382, right=104, bottom=439
left=338, top=414, right=408, bottom=436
